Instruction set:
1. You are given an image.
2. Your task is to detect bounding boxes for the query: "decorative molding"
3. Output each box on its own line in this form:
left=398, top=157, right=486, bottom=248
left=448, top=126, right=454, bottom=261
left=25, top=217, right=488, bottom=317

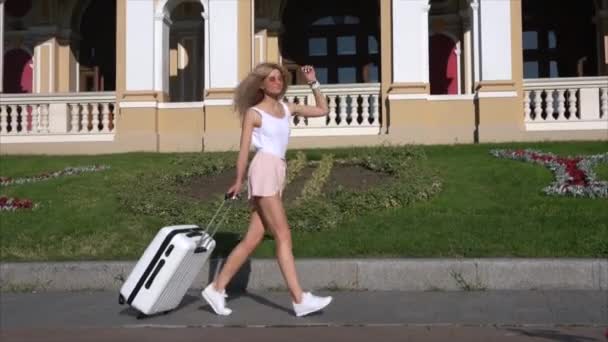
left=290, top=126, right=380, bottom=137
left=477, top=91, right=518, bottom=98
left=204, top=99, right=233, bottom=106
left=0, top=134, right=115, bottom=144
left=118, top=101, right=157, bottom=108
left=525, top=121, right=608, bottom=131
left=387, top=93, right=428, bottom=100
left=158, top=102, right=205, bottom=109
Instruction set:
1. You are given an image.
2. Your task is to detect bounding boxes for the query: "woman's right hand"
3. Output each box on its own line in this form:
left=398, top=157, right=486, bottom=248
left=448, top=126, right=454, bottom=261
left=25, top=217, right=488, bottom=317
left=226, top=181, right=242, bottom=199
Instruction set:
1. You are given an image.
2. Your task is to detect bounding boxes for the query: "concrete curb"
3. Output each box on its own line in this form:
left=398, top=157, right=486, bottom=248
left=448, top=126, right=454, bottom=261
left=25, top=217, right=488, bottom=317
left=1, top=258, right=606, bottom=292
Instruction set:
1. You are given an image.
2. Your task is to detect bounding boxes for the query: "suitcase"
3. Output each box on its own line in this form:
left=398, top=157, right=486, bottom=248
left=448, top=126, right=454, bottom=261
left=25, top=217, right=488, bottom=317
left=119, top=196, right=233, bottom=317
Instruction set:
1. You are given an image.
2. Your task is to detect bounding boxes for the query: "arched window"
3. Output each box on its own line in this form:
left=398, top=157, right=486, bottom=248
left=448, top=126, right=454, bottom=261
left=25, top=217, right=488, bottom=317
left=429, top=34, right=458, bottom=95
left=428, top=0, right=464, bottom=95
left=522, top=0, right=598, bottom=78
left=3, top=49, right=33, bottom=94
left=72, top=0, right=117, bottom=91
left=280, top=0, right=380, bottom=84
left=168, top=2, right=205, bottom=102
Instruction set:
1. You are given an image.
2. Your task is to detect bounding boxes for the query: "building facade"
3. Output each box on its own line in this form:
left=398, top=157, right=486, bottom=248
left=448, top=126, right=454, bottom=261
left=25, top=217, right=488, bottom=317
left=0, top=0, right=607, bottom=154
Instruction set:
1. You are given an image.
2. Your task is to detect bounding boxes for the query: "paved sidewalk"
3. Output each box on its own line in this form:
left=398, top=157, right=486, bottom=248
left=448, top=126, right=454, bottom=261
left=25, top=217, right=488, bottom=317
left=2, top=258, right=607, bottom=292
left=2, top=326, right=607, bottom=342
left=1, top=290, right=606, bottom=329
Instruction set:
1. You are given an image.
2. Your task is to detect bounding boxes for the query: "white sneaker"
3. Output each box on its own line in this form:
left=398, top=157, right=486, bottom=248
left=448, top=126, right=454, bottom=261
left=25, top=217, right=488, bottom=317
left=292, top=292, right=332, bottom=317
left=201, top=283, right=232, bottom=316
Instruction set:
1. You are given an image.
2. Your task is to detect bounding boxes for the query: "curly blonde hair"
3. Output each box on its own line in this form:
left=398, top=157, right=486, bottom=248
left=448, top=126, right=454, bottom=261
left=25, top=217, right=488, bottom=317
left=233, top=62, right=291, bottom=118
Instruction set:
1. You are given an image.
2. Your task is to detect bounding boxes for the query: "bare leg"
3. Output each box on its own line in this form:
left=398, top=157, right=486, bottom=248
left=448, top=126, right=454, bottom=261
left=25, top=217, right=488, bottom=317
left=255, top=195, right=303, bottom=304
left=213, top=209, right=265, bottom=291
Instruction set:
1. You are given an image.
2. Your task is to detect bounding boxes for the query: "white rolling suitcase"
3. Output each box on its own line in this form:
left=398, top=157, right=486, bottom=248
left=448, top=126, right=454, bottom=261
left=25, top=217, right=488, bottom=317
left=119, top=196, right=233, bottom=317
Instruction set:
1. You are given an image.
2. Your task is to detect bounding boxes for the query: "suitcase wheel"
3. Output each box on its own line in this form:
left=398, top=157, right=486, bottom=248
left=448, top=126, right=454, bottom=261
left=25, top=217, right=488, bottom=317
left=118, top=294, right=126, bottom=305
left=136, top=310, right=171, bottom=320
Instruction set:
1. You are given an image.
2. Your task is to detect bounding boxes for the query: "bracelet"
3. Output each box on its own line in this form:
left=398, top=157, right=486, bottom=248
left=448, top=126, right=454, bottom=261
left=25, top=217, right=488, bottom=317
left=308, top=80, right=320, bottom=90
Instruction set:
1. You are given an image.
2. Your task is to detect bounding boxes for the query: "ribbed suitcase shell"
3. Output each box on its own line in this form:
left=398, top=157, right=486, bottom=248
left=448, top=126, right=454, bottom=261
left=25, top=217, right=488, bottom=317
left=119, top=224, right=216, bottom=316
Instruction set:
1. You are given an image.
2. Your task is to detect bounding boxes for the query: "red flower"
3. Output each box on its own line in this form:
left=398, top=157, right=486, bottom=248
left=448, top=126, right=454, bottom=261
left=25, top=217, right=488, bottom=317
left=493, top=149, right=604, bottom=197
left=0, top=196, right=34, bottom=209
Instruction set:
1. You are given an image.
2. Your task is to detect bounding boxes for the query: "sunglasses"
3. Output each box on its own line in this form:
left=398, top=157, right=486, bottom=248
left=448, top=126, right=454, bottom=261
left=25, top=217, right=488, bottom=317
left=266, top=75, right=284, bottom=84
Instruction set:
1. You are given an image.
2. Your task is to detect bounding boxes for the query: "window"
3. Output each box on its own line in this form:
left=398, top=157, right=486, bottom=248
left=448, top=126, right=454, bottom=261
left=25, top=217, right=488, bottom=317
left=280, top=1, right=381, bottom=84
left=523, top=31, right=538, bottom=50
left=337, top=36, right=356, bottom=55
left=522, top=0, right=598, bottom=78
left=308, top=38, right=328, bottom=56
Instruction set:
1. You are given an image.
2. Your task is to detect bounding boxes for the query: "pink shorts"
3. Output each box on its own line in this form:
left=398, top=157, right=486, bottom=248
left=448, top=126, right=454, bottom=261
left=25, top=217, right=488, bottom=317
left=247, top=152, right=286, bottom=200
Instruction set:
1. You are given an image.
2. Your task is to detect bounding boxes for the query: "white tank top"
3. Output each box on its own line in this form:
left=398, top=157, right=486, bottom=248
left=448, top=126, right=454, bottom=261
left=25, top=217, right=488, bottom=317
left=250, top=102, right=291, bottom=159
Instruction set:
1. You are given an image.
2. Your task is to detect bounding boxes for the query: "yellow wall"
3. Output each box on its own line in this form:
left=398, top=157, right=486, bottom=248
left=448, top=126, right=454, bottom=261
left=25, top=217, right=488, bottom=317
left=158, top=108, right=204, bottom=152
left=203, top=105, right=242, bottom=151
left=380, top=0, right=392, bottom=134
left=116, top=0, right=127, bottom=98
left=113, top=107, right=159, bottom=152
left=238, top=0, right=253, bottom=80
left=38, top=42, right=51, bottom=93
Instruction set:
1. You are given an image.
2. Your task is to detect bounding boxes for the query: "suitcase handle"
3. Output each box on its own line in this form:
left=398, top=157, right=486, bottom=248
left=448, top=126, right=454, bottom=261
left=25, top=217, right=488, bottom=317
left=196, top=193, right=238, bottom=248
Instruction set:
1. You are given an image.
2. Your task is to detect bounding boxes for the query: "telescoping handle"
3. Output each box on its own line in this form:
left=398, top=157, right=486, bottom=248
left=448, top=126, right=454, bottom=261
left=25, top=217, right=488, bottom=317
left=196, top=192, right=239, bottom=248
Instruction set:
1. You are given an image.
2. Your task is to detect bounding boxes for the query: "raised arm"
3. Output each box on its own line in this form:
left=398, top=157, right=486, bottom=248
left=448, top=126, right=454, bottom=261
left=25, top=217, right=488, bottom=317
left=287, top=65, right=329, bottom=118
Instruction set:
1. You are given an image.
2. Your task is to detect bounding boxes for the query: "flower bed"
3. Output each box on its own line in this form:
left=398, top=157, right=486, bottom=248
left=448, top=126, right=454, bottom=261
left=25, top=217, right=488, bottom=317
left=0, top=196, right=36, bottom=211
left=0, top=165, right=110, bottom=212
left=0, top=165, right=110, bottom=187
left=491, top=149, right=608, bottom=198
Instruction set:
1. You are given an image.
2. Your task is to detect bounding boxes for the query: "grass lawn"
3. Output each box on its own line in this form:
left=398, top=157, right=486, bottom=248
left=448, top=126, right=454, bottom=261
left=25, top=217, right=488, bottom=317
left=0, top=141, right=606, bottom=261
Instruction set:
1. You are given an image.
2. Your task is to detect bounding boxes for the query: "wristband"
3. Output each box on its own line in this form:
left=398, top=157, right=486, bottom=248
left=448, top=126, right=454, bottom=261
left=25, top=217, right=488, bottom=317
left=308, top=80, right=320, bottom=90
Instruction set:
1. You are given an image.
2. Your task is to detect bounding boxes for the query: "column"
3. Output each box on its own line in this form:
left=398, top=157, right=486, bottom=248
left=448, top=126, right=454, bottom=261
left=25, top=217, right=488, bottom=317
left=470, top=0, right=481, bottom=85
left=392, top=0, right=431, bottom=84
left=478, top=0, right=512, bottom=81
left=207, top=0, right=238, bottom=90
left=125, top=0, right=155, bottom=92
left=460, top=9, right=473, bottom=94
left=153, top=10, right=171, bottom=94
left=1, top=0, right=4, bottom=93
left=595, top=4, right=608, bottom=75
left=455, top=43, right=462, bottom=94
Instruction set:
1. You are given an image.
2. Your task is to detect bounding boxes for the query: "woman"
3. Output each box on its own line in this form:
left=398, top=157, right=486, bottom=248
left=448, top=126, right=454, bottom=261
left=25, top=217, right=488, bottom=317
left=202, top=63, right=332, bottom=317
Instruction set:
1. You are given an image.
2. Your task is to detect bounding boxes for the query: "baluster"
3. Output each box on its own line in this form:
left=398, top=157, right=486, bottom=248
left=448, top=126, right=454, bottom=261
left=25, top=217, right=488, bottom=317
left=545, top=89, right=554, bottom=120
left=361, top=95, right=370, bottom=126
left=371, top=94, right=379, bottom=125
left=40, top=104, right=50, bottom=132
left=568, top=88, right=578, bottom=119
left=327, top=95, right=337, bottom=126
left=23, top=105, right=31, bottom=133
left=109, top=103, right=116, bottom=132
left=524, top=91, right=532, bottom=121
left=306, top=94, right=315, bottom=106
left=6, top=105, right=15, bottom=134
left=27, top=105, right=36, bottom=133
left=601, top=88, right=608, bottom=119
left=101, top=103, right=110, bottom=132
left=15, top=105, right=23, bottom=133
left=84, top=104, right=92, bottom=131
left=92, top=103, right=101, bottom=132
left=0, top=105, right=7, bottom=134
left=33, top=104, right=45, bottom=133
left=33, top=105, right=40, bottom=132
left=70, top=103, right=80, bottom=132
left=556, top=89, right=565, bottom=120
left=533, top=90, right=543, bottom=121
left=338, top=95, right=347, bottom=126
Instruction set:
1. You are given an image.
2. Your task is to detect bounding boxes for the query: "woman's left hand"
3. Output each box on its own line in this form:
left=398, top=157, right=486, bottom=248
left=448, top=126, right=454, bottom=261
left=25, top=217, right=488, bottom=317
left=300, top=65, right=317, bottom=83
